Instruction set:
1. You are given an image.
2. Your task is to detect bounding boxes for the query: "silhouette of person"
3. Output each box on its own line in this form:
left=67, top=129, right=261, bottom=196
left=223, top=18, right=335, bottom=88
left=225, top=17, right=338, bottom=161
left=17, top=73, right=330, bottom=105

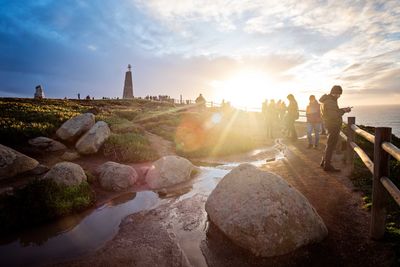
left=286, top=94, right=299, bottom=141
left=319, top=85, right=352, bottom=172
left=195, top=94, right=206, bottom=109
left=306, top=95, right=322, bottom=149
left=266, top=99, right=278, bottom=138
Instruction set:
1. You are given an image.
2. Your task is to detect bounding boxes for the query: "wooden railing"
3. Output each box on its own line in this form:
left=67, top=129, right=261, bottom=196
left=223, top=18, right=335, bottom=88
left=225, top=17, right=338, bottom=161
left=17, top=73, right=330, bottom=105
left=342, top=117, right=400, bottom=239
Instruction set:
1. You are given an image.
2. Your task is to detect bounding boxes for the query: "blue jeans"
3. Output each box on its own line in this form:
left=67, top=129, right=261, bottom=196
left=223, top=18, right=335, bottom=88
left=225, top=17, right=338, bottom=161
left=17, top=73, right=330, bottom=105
left=307, top=123, right=321, bottom=145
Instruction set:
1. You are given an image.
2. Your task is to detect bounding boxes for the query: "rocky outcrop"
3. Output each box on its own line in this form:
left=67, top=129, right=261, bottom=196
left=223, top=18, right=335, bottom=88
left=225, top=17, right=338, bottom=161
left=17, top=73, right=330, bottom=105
left=29, top=137, right=67, bottom=152
left=75, top=121, right=110, bottom=155
left=98, top=161, right=138, bottom=191
left=145, top=156, right=196, bottom=189
left=44, top=162, right=87, bottom=186
left=0, top=144, right=39, bottom=179
left=56, top=113, right=95, bottom=142
left=205, top=163, right=328, bottom=257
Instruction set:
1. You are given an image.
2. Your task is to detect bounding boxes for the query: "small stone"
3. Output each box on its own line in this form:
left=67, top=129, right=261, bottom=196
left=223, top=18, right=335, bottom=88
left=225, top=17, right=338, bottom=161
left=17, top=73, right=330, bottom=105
left=28, top=137, right=67, bottom=152
left=0, top=187, right=14, bottom=197
left=28, top=164, right=50, bottom=175
left=61, top=151, right=80, bottom=161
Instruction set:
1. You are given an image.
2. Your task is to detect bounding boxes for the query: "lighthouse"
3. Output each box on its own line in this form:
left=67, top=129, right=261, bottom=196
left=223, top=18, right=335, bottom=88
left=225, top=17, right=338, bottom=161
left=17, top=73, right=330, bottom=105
left=122, top=64, right=134, bottom=99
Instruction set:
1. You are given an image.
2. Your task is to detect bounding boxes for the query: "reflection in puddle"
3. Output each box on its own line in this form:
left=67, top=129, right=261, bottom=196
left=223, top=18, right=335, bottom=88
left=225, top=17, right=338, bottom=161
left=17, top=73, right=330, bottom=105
left=0, top=144, right=286, bottom=266
left=0, top=191, right=161, bottom=267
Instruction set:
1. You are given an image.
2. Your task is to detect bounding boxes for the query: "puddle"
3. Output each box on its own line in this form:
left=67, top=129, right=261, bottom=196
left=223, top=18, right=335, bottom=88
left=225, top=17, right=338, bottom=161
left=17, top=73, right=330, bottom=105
left=0, top=144, right=286, bottom=266
left=0, top=191, right=162, bottom=267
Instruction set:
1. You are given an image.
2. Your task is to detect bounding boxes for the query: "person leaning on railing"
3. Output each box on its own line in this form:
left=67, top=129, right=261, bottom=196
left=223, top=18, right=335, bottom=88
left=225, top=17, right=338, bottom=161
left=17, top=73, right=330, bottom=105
left=319, top=85, right=352, bottom=172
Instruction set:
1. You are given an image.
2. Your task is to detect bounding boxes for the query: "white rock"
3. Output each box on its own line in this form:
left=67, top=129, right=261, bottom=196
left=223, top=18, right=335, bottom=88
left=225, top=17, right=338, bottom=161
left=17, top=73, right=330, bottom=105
left=0, top=144, right=39, bottom=179
left=56, top=113, right=95, bottom=141
left=145, top=156, right=196, bottom=189
left=29, top=136, right=67, bottom=152
left=205, top=163, right=328, bottom=257
left=44, top=162, right=87, bottom=186
left=98, top=161, right=138, bottom=191
left=75, top=121, right=110, bottom=155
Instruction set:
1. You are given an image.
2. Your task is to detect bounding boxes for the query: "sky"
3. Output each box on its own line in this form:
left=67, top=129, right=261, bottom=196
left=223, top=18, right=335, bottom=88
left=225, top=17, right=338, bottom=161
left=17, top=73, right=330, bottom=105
left=0, top=0, right=399, bottom=108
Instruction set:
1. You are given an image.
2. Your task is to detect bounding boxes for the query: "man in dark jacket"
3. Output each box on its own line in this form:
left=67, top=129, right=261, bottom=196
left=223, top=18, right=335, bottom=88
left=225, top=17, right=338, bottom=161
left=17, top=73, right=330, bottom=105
left=319, top=85, right=351, bottom=172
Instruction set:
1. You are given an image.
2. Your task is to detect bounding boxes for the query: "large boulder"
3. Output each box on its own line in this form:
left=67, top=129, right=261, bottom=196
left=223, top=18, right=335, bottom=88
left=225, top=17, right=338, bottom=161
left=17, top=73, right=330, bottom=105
left=29, top=137, right=67, bottom=152
left=145, top=156, right=196, bottom=189
left=0, top=144, right=39, bottom=179
left=205, top=163, right=328, bottom=257
left=56, top=113, right=95, bottom=142
left=75, top=121, right=111, bottom=155
left=98, top=161, right=138, bottom=191
left=44, top=162, right=87, bottom=186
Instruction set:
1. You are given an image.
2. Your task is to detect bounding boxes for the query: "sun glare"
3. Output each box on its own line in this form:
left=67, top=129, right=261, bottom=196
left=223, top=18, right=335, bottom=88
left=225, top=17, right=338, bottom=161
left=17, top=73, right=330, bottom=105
left=212, top=70, right=288, bottom=109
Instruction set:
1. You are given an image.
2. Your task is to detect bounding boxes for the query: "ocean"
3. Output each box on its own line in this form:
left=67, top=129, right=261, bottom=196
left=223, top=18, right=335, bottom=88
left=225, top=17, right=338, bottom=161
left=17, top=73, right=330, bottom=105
left=343, top=105, right=400, bottom=138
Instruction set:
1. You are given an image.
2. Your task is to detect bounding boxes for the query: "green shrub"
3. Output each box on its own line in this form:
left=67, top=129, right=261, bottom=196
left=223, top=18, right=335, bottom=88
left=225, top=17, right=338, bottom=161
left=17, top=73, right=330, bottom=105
left=103, top=133, right=158, bottom=162
left=0, top=179, right=95, bottom=234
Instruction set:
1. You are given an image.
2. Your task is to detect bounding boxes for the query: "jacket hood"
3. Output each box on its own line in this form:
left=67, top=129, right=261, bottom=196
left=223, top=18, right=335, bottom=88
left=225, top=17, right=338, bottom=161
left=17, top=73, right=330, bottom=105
left=319, top=94, right=332, bottom=103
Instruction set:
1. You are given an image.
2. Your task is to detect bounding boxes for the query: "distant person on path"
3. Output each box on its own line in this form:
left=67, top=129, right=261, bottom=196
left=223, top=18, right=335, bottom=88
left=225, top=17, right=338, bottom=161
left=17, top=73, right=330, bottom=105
left=319, top=85, right=352, bottom=172
left=262, top=99, right=270, bottom=138
left=286, top=94, right=299, bottom=141
left=276, top=100, right=285, bottom=122
left=266, top=99, right=279, bottom=138
left=306, top=95, right=322, bottom=149
left=195, top=93, right=206, bottom=109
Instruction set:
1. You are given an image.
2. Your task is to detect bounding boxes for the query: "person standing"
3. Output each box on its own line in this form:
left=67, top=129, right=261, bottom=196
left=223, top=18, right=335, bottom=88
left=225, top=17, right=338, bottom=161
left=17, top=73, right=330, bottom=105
left=319, top=85, right=351, bottom=172
left=266, top=99, right=278, bottom=138
left=262, top=99, right=271, bottom=138
left=306, top=95, right=322, bottom=149
left=286, top=94, right=299, bottom=141
left=195, top=93, right=206, bottom=110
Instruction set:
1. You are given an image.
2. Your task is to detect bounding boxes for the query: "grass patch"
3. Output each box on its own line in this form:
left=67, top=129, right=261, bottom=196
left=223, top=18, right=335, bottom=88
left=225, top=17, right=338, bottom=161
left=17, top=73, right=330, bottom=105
left=103, top=132, right=158, bottom=162
left=0, top=99, right=86, bottom=145
left=175, top=111, right=264, bottom=158
left=0, top=179, right=95, bottom=235
left=113, top=109, right=139, bottom=121
left=0, top=98, right=179, bottom=146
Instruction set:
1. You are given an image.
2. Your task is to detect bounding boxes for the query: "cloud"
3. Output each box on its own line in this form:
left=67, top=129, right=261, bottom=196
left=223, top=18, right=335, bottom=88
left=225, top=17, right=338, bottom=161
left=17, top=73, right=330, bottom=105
left=0, top=0, right=399, bottom=104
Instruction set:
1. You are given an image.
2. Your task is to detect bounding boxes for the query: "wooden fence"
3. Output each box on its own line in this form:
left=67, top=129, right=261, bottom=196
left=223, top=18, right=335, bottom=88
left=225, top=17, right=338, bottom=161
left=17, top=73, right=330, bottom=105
left=341, top=117, right=400, bottom=239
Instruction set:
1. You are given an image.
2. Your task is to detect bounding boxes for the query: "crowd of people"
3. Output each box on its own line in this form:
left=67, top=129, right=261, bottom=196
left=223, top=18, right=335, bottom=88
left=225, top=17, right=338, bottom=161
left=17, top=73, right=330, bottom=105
left=261, top=85, right=352, bottom=172
left=261, top=94, right=300, bottom=140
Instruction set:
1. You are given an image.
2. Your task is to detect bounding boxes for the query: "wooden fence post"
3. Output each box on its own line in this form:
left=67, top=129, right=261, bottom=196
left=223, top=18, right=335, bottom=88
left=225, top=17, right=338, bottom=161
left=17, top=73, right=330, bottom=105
left=370, top=127, right=391, bottom=239
left=347, top=117, right=355, bottom=173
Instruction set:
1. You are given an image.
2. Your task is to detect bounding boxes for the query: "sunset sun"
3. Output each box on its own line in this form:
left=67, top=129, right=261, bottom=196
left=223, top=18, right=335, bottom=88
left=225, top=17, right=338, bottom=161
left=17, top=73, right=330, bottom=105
left=213, top=69, right=282, bottom=109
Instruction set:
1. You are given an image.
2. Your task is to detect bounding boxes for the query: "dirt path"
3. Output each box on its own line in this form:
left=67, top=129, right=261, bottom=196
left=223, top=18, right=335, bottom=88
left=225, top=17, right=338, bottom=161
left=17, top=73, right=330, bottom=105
left=55, top=135, right=395, bottom=267
left=259, top=138, right=394, bottom=266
